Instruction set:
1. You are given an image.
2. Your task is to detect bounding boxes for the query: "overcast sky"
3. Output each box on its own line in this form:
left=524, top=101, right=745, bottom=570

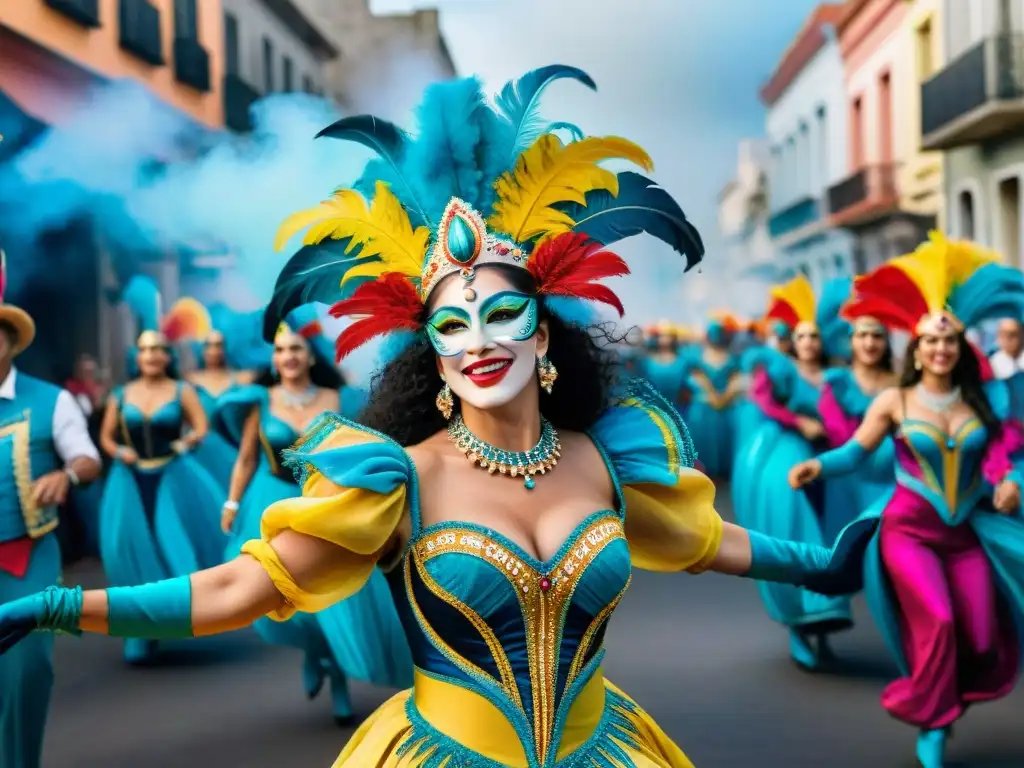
left=368, top=0, right=819, bottom=324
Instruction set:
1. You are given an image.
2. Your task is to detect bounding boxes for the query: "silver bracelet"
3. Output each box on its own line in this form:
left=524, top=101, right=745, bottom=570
left=223, top=500, right=240, bottom=511
left=64, top=467, right=80, bottom=486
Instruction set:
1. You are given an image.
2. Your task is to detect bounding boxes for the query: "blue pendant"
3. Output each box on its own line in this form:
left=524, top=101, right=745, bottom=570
left=446, top=214, right=478, bottom=264
left=524, top=475, right=536, bottom=490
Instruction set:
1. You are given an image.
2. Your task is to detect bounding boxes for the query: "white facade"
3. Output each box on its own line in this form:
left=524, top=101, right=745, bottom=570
left=221, top=0, right=336, bottom=95
left=764, top=30, right=855, bottom=290
left=946, top=0, right=1024, bottom=61
left=718, top=140, right=772, bottom=275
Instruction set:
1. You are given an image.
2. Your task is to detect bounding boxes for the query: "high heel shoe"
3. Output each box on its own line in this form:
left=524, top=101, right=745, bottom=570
left=915, top=727, right=947, bottom=768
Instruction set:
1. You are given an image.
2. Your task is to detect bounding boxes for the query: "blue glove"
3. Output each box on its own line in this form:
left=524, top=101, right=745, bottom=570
left=0, top=586, right=82, bottom=654
left=744, top=516, right=878, bottom=596
left=0, top=577, right=193, bottom=654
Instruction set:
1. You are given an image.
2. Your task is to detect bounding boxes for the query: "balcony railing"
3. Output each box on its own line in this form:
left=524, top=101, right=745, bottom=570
left=827, top=164, right=897, bottom=222
left=767, top=196, right=820, bottom=240
left=224, top=75, right=260, bottom=133
left=174, top=38, right=210, bottom=92
left=45, top=0, right=100, bottom=27
left=119, top=0, right=164, bottom=66
left=921, top=33, right=1024, bottom=150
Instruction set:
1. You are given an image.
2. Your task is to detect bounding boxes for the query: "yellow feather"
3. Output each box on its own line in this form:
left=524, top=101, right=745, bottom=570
left=273, top=182, right=430, bottom=283
left=488, top=134, right=654, bottom=243
left=769, top=275, right=816, bottom=324
left=888, top=231, right=999, bottom=312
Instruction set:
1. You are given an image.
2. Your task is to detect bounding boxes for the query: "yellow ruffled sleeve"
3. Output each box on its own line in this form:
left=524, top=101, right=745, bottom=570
left=240, top=414, right=412, bottom=620
left=595, top=380, right=724, bottom=574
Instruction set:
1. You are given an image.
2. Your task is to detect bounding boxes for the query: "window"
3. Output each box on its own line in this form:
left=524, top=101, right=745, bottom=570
left=916, top=18, right=934, bottom=81
left=283, top=56, right=294, bottom=92
left=303, top=74, right=314, bottom=94
left=851, top=96, right=864, bottom=169
left=262, top=37, right=274, bottom=92
left=174, top=0, right=198, bottom=39
left=224, top=13, right=239, bottom=77
left=833, top=253, right=844, bottom=273
left=816, top=106, right=828, bottom=195
left=998, top=176, right=1021, bottom=268
left=879, top=72, right=893, bottom=163
left=958, top=189, right=976, bottom=239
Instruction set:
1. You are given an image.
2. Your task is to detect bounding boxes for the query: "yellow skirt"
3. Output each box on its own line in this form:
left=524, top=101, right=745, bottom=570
left=335, top=669, right=693, bottom=768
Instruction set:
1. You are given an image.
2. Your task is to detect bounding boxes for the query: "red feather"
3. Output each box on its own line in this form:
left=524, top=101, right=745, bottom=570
left=764, top=298, right=800, bottom=330
left=840, top=296, right=918, bottom=333
left=298, top=321, right=323, bottom=339
left=844, top=266, right=930, bottom=331
left=528, top=232, right=629, bottom=316
left=328, top=273, right=423, bottom=361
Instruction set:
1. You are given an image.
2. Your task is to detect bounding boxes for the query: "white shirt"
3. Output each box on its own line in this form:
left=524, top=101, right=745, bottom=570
left=0, top=367, right=101, bottom=464
left=990, top=350, right=1024, bottom=380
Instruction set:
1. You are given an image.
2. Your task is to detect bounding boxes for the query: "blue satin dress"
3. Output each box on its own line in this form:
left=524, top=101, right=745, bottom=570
left=240, top=380, right=723, bottom=766
left=99, top=382, right=226, bottom=663
left=189, top=377, right=240, bottom=490
left=733, top=349, right=854, bottom=664
left=682, top=353, right=740, bottom=478
left=216, top=385, right=412, bottom=721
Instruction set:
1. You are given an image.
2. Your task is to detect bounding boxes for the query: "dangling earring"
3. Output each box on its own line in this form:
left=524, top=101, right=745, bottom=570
left=436, top=381, right=454, bottom=420
left=914, top=356, right=922, bottom=371
left=537, top=356, right=558, bottom=394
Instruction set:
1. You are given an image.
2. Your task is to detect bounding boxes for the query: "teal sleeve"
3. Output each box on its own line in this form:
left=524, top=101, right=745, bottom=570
left=817, top=440, right=866, bottom=479
left=106, top=577, right=194, bottom=639
left=744, top=530, right=829, bottom=585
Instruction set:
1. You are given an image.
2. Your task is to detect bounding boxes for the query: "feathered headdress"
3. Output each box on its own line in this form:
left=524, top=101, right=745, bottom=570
left=842, top=232, right=1024, bottom=336
left=273, top=303, right=336, bottom=367
left=707, top=309, right=741, bottom=334
left=0, top=250, right=35, bottom=355
left=765, top=275, right=851, bottom=358
left=267, top=65, right=705, bottom=360
left=120, top=275, right=213, bottom=347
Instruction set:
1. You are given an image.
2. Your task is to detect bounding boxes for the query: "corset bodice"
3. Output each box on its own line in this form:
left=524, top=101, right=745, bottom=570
left=260, top=409, right=301, bottom=482
left=120, top=397, right=183, bottom=460
left=895, top=418, right=987, bottom=525
left=387, top=510, right=631, bottom=767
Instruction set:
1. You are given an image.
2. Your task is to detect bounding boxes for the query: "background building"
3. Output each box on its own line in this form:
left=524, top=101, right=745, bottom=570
left=220, top=0, right=338, bottom=132
left=718, top=140, right=772, bottom=273
left=761, top=3, right=855, bottom=291
left=293, top=0, right=455, bottom=120
left=0, top=0, right=226, bottom=381
left=830, top=0, right=936, bottom=273
left=924, top=0, right=1024, bottom=268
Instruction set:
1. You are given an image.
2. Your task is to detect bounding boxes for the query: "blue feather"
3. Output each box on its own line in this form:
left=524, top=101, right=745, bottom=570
left=817, top=277, right=853, bottom=361
left=261, top=239, right=372, bottom=342
left=559, top=171, right=705, bottom=270
left=952, top=263, right=1024, bottom=327
left=402, top=77, right=508, bottom=221
left=494, top=65, right=596, bottom=163
left=317, top=115, right=430, bottom=228
left=547, top=121, right=585, bottom=142
left=120, top=275, right=161, bottom=332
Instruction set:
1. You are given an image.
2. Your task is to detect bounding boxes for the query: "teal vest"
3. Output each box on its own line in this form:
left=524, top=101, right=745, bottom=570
left=0, top=373, right=61, bottom=542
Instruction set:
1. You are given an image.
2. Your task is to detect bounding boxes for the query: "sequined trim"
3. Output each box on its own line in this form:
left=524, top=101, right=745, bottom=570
left=0, top=413, right=51, bottom=538
left=415, top=515, right=626, bottom=765
left=619, top=378, right=698, bottom=470
left=567, top=577, right=630, bottom=683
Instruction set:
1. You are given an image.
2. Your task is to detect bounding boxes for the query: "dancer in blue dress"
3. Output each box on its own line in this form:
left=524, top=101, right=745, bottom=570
left=97, top=278, right=227, bottom=664
left=639, top=320, right=688, bottom=406
left=735, top=275, right=858, bottom=671
left=186, top=326, right=254, bottom=489
left=217, top=303, right=412, bottom=723
left=681, top=313, right=742, bottom=478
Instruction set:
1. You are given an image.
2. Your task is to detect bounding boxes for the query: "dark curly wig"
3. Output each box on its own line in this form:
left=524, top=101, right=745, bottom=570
left=359, top=265, right=626, bottom=447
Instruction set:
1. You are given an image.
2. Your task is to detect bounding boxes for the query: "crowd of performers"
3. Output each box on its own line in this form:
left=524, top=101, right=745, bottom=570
left=2, top=65, right=1024, bottom=768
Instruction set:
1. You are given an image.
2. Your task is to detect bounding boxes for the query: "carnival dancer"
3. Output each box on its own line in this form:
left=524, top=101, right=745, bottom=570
left=681, top=312, right=743, bottom=478
left=217, top=302, right=411, bottom=723
left=0, top=68, right=875, bottom=767
left=638, top=319, right=688, bottom=405
left=818, top=282, right=898, bottom=517
left=733, top=275, right=857, bottom=670
left=790, top=233, right=1024, bottom=768
left=0, top=252, right=102, bottom=768
left=186, top=324, right=254, bottom=489
left=97, top=277, right=226, bottom=664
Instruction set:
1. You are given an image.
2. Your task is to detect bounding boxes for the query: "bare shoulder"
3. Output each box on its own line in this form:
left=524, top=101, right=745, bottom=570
left=318, top=386, right=340, bottom=409
left=566, top=428, right=616, bottom=496
left=405, top=430, right=450, bottom=477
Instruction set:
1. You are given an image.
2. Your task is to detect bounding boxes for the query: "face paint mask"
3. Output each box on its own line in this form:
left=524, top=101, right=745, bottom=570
left=427, top=284, right=542, bottom=411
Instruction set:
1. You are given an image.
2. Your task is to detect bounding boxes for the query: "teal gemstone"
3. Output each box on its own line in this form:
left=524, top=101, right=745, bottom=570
left=524, top=476, right=536, bottom=490
left=446, top=214, right=478, bottom=264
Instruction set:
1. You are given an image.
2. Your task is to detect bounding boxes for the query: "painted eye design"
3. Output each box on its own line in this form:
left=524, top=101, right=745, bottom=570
left=436, top=320, right=467, bottom=335
left=486, top=301, right=528, bottom=325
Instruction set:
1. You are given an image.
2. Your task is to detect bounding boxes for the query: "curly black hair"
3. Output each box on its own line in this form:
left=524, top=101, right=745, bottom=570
left=359, top=265, right=626, bottom=447
left=899, top=333, right=999, bottom=437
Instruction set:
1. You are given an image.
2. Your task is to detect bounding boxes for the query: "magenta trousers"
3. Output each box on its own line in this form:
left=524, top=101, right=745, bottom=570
left=879, top=486, right=1015, bottom=728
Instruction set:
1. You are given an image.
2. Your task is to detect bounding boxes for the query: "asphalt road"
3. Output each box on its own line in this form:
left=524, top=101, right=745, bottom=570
left=42, top=490, right=1024, bottom=768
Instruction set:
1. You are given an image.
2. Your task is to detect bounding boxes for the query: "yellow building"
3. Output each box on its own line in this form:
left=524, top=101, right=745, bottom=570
left=897, top=0, right=945, bottom=230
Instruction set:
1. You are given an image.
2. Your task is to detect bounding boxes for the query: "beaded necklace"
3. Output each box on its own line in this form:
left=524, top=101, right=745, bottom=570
left=447, top=414, right=560, bottom=489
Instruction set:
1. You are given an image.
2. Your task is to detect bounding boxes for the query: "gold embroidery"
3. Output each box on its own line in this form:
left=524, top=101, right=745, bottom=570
left=0, top=413, right=54, bottom=539
left=415, top=516, right=627, bottom=765
left=409, top=547, right=524, bottom=710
